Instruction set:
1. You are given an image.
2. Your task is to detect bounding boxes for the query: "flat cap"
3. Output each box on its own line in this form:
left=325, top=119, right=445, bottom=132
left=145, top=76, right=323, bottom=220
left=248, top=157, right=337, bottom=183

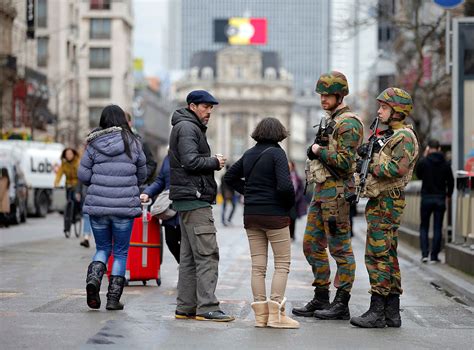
left=186, top=90, right=219, bottom=105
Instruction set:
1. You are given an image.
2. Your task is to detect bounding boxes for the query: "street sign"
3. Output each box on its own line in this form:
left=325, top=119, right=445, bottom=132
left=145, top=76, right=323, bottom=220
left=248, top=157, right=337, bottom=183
left=433, top=0, right=465, bottom=9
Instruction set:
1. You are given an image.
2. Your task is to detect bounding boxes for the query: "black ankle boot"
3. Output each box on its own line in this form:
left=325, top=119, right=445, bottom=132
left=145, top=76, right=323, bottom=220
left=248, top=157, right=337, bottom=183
left=385, top=294, right=401, bottom=327
left=313, top=289, right=351, bottom=320
left=350, top=293, right=386, bottom=328
left=292, top=288, right=330, bottom=317
left=106, top=276, right=126, bottom=310
left=86, top=261, right=106, bottom=309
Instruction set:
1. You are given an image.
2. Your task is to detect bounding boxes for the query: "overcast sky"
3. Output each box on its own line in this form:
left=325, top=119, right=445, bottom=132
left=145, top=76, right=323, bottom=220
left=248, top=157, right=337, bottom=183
left=133, top=0, right=169, bottom=76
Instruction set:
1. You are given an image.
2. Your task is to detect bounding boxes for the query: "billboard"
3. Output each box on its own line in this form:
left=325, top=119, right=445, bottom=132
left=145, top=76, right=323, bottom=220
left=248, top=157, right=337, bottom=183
left=214, top=18, right=267, bottom=45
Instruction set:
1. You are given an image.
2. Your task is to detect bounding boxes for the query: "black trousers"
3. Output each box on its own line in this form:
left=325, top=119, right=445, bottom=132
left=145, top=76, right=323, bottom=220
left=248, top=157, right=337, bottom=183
left=163, top=224, right=181, bottom=263
left=419, top=195, right=446, bottom=260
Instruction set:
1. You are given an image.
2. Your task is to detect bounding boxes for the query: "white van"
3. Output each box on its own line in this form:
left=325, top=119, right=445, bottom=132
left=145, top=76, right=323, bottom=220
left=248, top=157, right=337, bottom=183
left=0, top=140, right=66, bottom=217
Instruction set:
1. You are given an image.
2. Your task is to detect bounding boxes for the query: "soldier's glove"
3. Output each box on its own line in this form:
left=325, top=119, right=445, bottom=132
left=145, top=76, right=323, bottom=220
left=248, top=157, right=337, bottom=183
left=372, top=139, right=383, bottom=154
left=357, top=143, right=369, bottom=157
left=356, top=159, right=364, bottom=173
left=307, top=144, right=318, bottom=160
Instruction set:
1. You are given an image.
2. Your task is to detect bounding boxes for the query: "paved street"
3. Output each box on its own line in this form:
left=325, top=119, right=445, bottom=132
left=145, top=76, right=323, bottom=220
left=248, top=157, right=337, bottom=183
left=1, top=206, right=474, bottom=349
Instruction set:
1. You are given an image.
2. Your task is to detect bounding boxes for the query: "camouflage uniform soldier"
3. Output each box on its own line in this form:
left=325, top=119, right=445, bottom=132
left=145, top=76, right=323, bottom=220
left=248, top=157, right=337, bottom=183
left=350, top=87, right=419, bottom=328
left=292, top=72, right=363, bottom=320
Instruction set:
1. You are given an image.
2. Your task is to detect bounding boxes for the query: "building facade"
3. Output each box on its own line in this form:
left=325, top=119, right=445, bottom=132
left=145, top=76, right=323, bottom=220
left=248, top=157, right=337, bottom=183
left=77, top=0, right=134, bottom=144
left=173, top=46, right=303, bottom=169
left=169, top=0, right=330, bottom=94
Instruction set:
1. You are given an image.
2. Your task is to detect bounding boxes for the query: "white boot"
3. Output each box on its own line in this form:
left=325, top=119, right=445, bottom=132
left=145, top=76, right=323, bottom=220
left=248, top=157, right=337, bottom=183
left=267, top=297, right=300, bottom=329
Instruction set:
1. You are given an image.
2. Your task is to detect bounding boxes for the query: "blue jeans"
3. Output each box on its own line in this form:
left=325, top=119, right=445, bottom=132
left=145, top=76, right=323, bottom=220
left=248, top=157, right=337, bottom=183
left=82, top=213, right=92, bottom=238
left=419, top=195, right=446, bottom=260
left=90, top=215, right=134, bottom=276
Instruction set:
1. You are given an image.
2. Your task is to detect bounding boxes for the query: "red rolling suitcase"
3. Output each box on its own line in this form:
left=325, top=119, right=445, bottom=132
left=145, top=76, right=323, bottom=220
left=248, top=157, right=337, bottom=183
left=107, top=202, right=163, bottom=286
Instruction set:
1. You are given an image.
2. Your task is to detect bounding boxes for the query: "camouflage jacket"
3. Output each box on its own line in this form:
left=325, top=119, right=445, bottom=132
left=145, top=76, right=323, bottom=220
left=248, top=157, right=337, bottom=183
left=314, top=105, right=364, bottom=202
left=370, top=121, right=419, bottom=184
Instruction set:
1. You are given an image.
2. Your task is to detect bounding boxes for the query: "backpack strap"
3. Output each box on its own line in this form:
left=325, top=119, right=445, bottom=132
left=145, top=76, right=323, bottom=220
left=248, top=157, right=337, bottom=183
left=245, top=147, right=274, bottom=179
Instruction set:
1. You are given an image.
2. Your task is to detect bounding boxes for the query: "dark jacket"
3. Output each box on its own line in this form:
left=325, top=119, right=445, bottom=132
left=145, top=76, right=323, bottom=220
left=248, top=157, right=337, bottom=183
left=78, top=127, right=147, bottom=217
left=143, top=155, right=179, bottom=227
left=134, top=131, right=157, bottom=184
left=416, top=152, right=454, bottom=197
left=224, top=142, right=295, bottom=216
left=168, top=108, right=220, bottom=203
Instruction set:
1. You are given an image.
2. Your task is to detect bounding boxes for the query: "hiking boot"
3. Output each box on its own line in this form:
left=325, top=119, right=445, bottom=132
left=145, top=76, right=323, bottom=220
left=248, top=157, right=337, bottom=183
left=350, top=293, right=386, bottom=328
left=292, top=288, right=330, bottom=317
left=385, top=294, right=401, bottom=327
left=314, top=289, right=351, bottom=320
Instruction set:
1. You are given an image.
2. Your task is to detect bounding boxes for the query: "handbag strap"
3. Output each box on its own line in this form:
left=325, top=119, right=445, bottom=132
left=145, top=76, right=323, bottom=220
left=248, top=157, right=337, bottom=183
left=245, top=147, right=273, bottom=179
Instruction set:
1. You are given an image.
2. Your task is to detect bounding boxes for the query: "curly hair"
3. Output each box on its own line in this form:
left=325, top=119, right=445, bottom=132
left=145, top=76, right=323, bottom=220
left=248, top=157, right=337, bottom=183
left=251, top=117, right=289, bottom=143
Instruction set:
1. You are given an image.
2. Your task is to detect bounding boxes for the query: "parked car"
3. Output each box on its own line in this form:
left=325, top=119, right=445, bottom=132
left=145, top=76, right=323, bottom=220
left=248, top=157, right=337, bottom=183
left=0, top=158, right=28, bottom=225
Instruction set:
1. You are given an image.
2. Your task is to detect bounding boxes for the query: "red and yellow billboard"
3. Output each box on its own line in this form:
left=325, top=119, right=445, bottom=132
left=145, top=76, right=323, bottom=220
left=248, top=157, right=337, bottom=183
left=214, top=18, right=267, bottom=45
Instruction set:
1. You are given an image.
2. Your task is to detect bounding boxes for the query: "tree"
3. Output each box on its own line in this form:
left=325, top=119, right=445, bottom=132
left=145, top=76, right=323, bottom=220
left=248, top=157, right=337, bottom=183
left=349, top=0, right=465, bottom=146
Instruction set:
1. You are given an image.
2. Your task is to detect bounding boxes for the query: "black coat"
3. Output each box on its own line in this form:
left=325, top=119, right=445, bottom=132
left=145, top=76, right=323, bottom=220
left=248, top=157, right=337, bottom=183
left=224, top=142, right=295, bottom=216
left=416, top=152, right=454, bottom=197
left=168, top=108, right=220, bottom=203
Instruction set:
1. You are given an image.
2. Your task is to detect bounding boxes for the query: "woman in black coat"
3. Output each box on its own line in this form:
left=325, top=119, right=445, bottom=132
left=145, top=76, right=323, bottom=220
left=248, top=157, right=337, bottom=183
left=224, top=117, right=299, bottom=329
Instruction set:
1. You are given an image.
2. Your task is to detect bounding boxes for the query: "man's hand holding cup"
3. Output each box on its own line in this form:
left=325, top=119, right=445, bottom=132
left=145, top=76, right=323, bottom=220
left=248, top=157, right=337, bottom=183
left=215, top=153, right=226, bottom=170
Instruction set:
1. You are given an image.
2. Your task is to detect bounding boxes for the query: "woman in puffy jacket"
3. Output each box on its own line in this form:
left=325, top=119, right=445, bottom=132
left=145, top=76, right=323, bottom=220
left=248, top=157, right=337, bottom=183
left=78, top=105, right=146, bottom=311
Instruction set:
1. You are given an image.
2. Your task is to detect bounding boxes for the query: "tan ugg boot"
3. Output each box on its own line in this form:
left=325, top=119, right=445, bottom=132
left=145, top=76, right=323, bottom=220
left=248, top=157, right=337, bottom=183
left=251, top=301, right=269, bottom=327
left=267, top=297, right=300, bottom=329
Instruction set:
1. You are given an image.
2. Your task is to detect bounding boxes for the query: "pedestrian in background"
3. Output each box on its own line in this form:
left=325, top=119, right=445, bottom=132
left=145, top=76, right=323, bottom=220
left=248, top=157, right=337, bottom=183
left=54, top=147, right=81, bottom=236
left=78, top=104, right=147, bottom=311
left=220, top=165, right=238, bottom=226
left=416, top=139, right=454, bottom=263
left=350, top=88, right=419, bottom=328
left=0, top=167, right=10, bottom=227
left=288, top=160, right=307, bottom=241
left=140, top=155, right=181, bottom=264
left=169, top=90, right=234, bottom=322
left=293, top=72, right=363, bottom=321
left=225, top=117, right=299, bottom=329
left=125, top=112, right=157, bottom=185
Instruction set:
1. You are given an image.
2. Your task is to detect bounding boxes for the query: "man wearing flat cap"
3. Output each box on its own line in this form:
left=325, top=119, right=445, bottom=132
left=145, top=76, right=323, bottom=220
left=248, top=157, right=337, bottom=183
left=169, top=90, right=234, bottom=322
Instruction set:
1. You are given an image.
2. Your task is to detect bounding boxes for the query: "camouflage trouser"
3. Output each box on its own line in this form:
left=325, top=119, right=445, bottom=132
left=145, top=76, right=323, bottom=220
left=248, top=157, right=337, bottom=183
left=303, top=196, right=355, bottom=292
left=365, top=192, right=405, bottom=296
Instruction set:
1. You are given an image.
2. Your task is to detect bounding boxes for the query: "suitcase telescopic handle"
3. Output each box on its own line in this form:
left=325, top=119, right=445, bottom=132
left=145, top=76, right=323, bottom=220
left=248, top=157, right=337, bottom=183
left=142, top=199, right=152, bottom=223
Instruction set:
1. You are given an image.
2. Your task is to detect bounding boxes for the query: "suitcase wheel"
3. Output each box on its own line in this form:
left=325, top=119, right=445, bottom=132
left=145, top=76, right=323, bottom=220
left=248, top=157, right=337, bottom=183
left=156, top=278, right=161, bottom=286
left=142, top=280, right=147, bottom=286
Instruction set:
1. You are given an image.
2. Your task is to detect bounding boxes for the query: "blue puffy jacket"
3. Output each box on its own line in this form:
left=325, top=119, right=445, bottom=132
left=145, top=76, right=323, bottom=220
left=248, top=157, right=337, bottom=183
left=78, top=126, right=147, bottom=217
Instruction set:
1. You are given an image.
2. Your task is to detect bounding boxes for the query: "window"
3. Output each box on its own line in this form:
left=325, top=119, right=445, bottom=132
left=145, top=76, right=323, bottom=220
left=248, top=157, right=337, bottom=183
left=89, top=48, right=111, bottom=69
left=89, top=78, right=111, bottom=98
left=90, top=18, right=111, bottom=39
left=37, top=0, right=47, bottom=28
left=37, top=37, right=49, bottom=67
left=90, top=0, right=111, bottom=10
left=89, top=107, right=104, bottom=127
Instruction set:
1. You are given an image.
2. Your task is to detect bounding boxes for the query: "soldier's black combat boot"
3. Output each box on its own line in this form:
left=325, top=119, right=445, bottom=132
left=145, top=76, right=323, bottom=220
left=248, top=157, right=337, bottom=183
left=86, top=261, right=107, bottom=309
left=350, top=293, right=386, bottom=328
left=385, top=294, right=401, bottom=327
left=313, top=289, right=350, bottom=320
left=292, top=288, right=330, bottom=317
left=106, top=276, right=125, bottom=310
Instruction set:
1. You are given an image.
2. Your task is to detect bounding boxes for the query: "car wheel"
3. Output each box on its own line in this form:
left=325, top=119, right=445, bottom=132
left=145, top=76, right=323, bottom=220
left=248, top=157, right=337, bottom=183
left=36, top=192, right=49, bottom=217
left=9, top=203, right=21, bottom=225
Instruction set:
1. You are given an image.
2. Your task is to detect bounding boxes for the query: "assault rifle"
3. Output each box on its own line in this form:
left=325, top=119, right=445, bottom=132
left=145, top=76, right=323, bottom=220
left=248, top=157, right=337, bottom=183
left=354, top=117, right=380, bottom=203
